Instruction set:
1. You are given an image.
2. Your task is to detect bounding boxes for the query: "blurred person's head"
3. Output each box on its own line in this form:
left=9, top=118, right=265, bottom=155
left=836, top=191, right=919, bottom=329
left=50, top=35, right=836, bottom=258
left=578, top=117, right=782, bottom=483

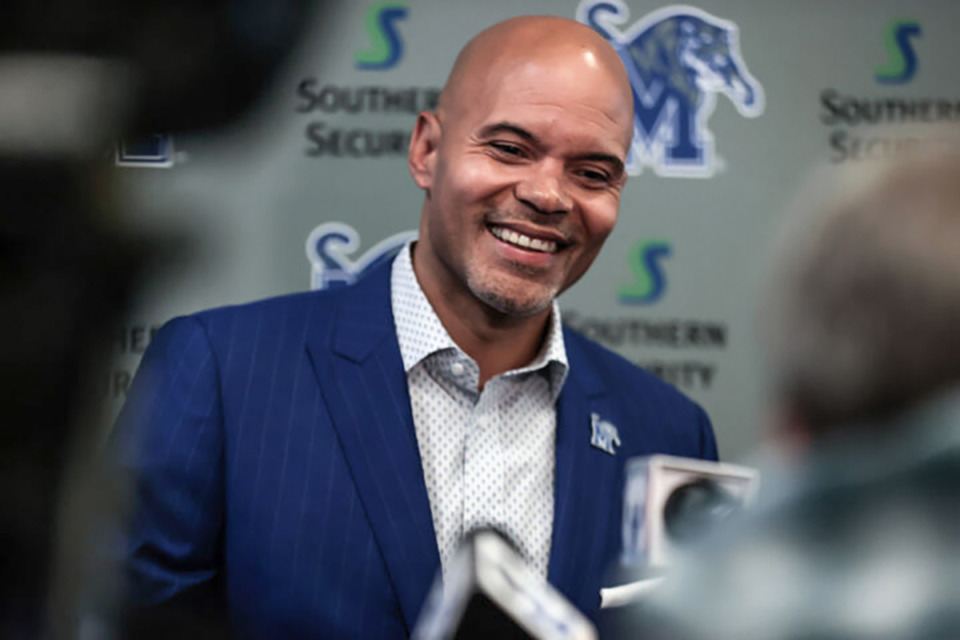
left=641, top=136, right=960, bottom=640
left=761, top=134, right=960, bottom=453
left=407, top=16, right=633, bottom=323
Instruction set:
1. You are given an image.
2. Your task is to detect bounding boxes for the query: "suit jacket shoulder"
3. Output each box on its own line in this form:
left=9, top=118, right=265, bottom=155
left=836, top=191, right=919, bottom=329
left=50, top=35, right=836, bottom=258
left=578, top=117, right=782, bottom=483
left=115, top=265, right=428, bottom=638
left=189, top=284, right=344, bottom=348
left=184, top=262, right=396, bottom=362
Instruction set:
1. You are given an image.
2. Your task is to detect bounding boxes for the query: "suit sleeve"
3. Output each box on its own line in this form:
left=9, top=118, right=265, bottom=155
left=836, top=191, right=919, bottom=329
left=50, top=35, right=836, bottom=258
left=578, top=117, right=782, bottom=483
left=111, top=315, right=225, bottom=606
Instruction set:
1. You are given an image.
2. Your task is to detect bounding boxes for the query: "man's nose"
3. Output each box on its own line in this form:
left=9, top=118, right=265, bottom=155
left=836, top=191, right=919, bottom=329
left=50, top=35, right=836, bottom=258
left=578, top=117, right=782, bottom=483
left=515, top=163, right=573, bottom=215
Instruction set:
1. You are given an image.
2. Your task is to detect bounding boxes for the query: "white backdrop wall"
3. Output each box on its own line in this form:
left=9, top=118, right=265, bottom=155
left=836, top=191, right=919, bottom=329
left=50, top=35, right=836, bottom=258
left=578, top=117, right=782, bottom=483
left=106, top=0, right=960, bottom=460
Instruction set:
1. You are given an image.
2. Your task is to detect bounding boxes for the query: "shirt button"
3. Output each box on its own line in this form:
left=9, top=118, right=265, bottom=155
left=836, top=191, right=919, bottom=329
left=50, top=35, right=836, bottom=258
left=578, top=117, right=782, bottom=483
left=451, top=362, right=465, bottom=376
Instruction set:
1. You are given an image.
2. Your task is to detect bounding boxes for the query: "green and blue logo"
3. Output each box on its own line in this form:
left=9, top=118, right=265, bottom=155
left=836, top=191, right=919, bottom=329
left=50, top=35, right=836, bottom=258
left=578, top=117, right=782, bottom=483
left=619, top=239, right=671, bottom=305
left=355, top=2, right=408, bottom=71
left=875, top=19, right=921, bottom=84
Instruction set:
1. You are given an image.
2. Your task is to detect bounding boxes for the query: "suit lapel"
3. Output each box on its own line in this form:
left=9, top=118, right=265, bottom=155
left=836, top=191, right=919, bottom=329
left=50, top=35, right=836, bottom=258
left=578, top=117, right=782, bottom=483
left=305, top=267, right=439, bottom=631
left=548, top=329, right=619, bottom=614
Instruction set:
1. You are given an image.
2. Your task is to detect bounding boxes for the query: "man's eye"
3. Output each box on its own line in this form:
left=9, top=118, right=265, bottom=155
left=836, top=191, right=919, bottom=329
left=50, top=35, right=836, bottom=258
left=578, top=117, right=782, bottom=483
left=578, top=168, right=611, bottom=185
left=490, top=142, right=525, bottom=157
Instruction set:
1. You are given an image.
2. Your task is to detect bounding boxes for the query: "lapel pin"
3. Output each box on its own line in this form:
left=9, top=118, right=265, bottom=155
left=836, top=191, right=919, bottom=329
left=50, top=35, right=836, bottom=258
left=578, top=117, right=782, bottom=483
left=590, top=412, right=621, bottom=455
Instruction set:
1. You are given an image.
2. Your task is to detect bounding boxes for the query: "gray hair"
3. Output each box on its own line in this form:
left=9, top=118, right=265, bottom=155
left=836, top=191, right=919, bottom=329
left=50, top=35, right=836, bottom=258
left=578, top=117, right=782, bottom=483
left=762, top=135, right=960, bottom=431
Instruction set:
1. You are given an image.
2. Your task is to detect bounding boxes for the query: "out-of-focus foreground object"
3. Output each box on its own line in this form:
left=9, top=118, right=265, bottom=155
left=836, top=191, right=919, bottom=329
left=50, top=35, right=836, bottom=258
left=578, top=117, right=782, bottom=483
left=620, top=455, right=758, bottom=571
left=413, top=529, right=597, bottom=640
left=648, top=132, right=960, bottom=640
left=596, top=455, right=758, bottom=637
left=0, top=0, right=315, bottom=637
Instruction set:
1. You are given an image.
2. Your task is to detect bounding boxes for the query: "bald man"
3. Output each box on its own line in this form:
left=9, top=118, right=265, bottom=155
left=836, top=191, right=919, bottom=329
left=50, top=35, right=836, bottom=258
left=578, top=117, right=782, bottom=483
left=113, top=16, right=718, bottom=638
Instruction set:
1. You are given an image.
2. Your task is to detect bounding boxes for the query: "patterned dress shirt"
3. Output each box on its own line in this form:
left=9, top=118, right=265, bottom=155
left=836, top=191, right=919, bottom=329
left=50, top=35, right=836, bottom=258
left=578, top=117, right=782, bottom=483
left=390, top=243, right=569, bottom=578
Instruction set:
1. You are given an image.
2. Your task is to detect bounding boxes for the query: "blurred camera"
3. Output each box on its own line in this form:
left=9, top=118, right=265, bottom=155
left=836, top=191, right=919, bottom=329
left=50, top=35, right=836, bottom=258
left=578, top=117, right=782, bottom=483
left=621, top=455, right=758, bottom=568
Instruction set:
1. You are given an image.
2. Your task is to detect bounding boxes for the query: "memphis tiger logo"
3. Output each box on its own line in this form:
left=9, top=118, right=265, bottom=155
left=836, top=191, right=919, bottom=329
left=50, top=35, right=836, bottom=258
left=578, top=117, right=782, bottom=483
left=577, top=1, right=765, bottom=178
left=306, top=222, right=417, bottom=290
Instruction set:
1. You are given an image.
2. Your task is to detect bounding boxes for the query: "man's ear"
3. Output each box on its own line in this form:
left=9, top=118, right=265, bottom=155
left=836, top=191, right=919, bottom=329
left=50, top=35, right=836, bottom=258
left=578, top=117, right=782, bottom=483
left=408, top=111, right=440, bottom=191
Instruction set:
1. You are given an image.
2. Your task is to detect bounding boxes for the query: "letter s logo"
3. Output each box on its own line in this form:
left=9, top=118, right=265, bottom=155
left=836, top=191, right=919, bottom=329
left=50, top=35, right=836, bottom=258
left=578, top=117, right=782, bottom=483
left=355, top=2, right=408, bottom=70
left=618, top=239, right=671, bottom=305
left=875, top=19, right=922, bottom=84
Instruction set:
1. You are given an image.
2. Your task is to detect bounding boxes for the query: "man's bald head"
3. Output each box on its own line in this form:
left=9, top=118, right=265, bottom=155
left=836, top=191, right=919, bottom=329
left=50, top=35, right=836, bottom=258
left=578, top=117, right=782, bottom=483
left=406, top=14, right=635, bottom=329
left=438, top=16, right=634, bottom=147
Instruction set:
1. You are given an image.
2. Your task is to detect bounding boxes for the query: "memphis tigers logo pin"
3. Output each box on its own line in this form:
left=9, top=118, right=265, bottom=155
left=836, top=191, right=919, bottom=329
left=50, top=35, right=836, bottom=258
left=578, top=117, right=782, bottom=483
left=577, top=1, right=765, bottom=178
left=306, top=222, right=417, bottom=290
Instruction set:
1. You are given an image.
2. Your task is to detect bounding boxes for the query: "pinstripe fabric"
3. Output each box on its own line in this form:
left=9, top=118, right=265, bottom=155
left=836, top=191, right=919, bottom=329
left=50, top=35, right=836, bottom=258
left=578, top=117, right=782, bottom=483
left=113, top=258, right=718, bottom=638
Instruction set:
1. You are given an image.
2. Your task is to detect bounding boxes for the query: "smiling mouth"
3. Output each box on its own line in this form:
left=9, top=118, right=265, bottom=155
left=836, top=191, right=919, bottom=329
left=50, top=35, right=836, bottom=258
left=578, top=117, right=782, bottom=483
left=488, top=224, right=562, bottom=254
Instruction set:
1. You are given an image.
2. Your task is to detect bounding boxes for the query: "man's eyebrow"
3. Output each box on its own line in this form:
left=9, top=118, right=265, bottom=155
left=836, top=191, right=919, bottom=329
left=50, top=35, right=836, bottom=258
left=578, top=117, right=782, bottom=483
left=477, top=122, right=537, bottom=142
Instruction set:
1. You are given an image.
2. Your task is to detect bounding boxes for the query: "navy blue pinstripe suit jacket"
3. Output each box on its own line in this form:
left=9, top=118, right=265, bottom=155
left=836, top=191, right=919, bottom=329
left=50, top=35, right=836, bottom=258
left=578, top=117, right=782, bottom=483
left=114, top=260, right=718, bottom=638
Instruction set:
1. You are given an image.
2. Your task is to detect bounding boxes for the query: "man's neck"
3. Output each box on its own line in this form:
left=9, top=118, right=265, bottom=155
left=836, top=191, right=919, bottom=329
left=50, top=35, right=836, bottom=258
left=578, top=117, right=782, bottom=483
left=411, top=250, right=551, bottom=389
left=438, top=299, right=550, bottom=389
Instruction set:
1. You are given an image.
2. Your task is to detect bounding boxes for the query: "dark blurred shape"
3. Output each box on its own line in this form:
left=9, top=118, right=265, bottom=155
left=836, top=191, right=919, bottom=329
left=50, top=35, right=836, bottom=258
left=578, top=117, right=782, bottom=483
left=0, top=158, right=144, bottom=639
left=1, top=0, right=316, bottom=637
left=663, top=479, right=741, bottom=545
left=2, top=0, right=315, bottom=135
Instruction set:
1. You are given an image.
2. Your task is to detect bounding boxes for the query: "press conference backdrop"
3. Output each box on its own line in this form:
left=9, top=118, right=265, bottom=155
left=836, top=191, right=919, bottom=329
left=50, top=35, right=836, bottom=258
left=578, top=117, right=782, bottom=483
left=105, top=0, right=958, bottom=460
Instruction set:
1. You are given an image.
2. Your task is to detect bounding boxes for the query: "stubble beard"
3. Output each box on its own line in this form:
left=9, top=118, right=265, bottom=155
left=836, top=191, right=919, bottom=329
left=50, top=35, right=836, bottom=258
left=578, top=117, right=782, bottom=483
left=465, top=263, right=561, bottom=318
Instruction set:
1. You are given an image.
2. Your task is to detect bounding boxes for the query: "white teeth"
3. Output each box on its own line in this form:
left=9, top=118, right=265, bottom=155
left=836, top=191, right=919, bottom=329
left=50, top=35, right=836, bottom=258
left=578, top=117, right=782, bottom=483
left=490, top=226, right=559, bottom=253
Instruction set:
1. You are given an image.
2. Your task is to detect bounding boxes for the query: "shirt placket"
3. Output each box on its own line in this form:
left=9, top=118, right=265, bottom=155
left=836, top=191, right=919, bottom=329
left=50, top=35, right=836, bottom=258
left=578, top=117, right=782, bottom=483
left=462, top=378, right=505, bottom=538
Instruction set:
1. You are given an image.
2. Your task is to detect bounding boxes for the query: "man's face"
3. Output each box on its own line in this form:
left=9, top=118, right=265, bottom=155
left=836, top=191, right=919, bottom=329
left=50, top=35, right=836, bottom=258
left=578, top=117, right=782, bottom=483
left=411, top=53, right=633, bottom=317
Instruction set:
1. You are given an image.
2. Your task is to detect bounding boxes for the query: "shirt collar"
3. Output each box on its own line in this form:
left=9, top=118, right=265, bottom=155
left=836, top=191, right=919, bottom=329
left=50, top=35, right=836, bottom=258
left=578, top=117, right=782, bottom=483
left=390, top=242, right=569, bottom=398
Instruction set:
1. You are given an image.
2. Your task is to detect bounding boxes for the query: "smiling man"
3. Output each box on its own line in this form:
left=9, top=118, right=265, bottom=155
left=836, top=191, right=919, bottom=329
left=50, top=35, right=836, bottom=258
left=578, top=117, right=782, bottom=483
left=408, top=17, right=633, bottom=387
left=114, top=15, right=717, bottom=639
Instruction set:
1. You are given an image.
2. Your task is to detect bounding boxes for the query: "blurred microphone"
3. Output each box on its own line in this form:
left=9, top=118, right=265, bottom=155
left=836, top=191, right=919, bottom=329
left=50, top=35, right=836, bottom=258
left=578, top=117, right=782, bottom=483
left=622, top=455, right=759, bottom=570
left=413, top=529, right=597, bottom=640
left=597, top=456, right=759, bottom=617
